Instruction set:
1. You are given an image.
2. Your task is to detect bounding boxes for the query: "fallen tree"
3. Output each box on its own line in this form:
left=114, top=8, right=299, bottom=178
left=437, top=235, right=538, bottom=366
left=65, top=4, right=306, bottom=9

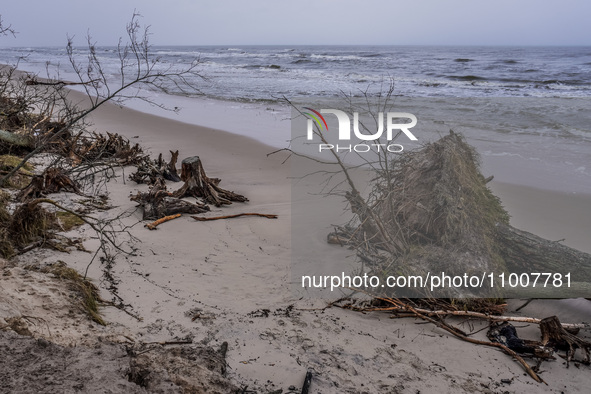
left=329, top=131, right=591, bottom=297
left=497, top=223, right=591, bottom=278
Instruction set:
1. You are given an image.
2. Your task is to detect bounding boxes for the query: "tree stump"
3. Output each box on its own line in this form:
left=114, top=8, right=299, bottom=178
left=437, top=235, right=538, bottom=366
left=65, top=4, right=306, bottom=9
left=172, top=156, right=248, bottom=207
left=540, top=316, right=591, bottom=366
left=165, top=150, right=181, bottom=182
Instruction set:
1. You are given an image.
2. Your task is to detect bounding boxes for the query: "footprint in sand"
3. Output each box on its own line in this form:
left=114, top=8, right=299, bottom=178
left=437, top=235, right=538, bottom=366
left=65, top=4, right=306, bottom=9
left=428, top=363, right=447, bottom=373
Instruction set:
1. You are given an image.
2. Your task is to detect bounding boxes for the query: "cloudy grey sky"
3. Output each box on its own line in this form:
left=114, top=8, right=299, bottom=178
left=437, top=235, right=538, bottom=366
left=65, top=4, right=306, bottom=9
left=1, top=0, right=589, bottom=47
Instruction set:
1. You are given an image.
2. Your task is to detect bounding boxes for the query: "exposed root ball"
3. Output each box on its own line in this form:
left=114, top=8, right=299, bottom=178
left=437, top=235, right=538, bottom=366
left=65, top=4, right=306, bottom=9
left=7, top=201, right=55, bottom=249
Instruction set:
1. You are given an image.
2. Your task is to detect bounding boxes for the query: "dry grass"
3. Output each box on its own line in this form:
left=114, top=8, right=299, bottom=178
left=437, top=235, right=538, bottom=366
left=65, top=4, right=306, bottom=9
left=39, top=261, right=105, bottom=326
left=55, top=211, right=85, bottom=232
left=7, top=202, right=55, bottom=249
left=0, top=154, right=34, bottom=189
left=0, top=190, right=14, bottom=258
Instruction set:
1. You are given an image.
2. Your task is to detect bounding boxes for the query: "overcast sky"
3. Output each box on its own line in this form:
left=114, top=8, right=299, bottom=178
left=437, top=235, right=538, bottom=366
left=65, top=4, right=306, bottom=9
left=1, top=0, right=590, bottom=47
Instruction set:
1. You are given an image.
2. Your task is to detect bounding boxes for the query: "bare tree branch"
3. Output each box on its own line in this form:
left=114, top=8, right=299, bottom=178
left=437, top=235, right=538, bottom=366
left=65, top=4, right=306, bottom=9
left=0, top=15, right=16, bottom=37
left=0, top=11, right=203, bottom=186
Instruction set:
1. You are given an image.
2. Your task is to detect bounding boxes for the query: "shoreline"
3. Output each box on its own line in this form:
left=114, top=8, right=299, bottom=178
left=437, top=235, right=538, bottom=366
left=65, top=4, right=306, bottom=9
left=5, top=62, right=591, bottom=194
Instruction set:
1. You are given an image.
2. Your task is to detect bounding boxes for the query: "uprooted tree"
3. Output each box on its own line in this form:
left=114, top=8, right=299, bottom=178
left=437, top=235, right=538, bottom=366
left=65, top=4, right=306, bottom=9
left=287, top=88, right=591, bottom=298
left=328, top=131, right=591, bottom=298
left=287, top=90, right=591, bottom=381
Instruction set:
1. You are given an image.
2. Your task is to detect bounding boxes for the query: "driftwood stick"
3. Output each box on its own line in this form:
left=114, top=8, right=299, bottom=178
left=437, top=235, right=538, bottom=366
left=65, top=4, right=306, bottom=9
left=301, top=370, right=313, bottom=394
left=191, top=213, right=278, bottom=221
left=141, top=340, right=193, bottom=346
left=342, top=293, right=590, bottom=330
left=342, top=291, right=546, bottom=383
left=25, top=78, right=100, bottom=87
left=375, top=307, right=590, bottom=330
left=145, top=213, right=182, bottom=230
left=381, top=297, right=545, bottom=384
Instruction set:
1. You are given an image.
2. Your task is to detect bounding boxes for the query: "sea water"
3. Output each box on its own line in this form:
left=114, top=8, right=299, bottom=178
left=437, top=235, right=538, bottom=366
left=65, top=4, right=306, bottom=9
left=1, top=45, right=590, bottom=192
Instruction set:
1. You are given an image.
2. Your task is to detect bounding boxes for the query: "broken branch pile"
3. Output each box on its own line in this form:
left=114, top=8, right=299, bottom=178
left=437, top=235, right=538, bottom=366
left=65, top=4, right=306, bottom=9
left=338, top=295, right=591, bottom=384
left=130, top=154, right=248, bottom=221
left=129, top=150, right=181, bottom=184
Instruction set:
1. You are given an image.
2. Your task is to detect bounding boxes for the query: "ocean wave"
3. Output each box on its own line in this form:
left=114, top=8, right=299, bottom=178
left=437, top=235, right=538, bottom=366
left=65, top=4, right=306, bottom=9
left=291, top=59, right=313, bottom=64
left=417, top=81, right=447, bottom=87
left=241, top=64, right=283, bottom=70
left=446, top=75, right=487, bottom=81
left=2, top=45, right=590, bottom=101
left=309, top=54, right=368, bottom=61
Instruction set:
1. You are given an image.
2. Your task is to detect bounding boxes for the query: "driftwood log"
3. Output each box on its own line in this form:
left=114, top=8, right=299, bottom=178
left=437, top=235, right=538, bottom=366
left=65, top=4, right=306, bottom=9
left=172, top=156, right=248, bottom=207
left=0, top=129, right=32, bottom=148
left=25, top=78, right=99, bottom=87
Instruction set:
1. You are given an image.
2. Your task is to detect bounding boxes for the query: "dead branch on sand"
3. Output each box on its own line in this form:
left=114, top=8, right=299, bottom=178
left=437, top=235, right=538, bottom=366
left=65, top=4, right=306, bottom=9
left=336, top=292, right=591, bottom=383
left=145, top=213, right=181, bottom=230
left=191, top=213, right=278, bottom=221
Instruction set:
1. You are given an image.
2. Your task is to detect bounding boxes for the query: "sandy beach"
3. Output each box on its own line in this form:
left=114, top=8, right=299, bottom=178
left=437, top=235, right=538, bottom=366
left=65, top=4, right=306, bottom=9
left=2, top=86, right=591, bottom=394
left=0, top=0, right=589, bottom=390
